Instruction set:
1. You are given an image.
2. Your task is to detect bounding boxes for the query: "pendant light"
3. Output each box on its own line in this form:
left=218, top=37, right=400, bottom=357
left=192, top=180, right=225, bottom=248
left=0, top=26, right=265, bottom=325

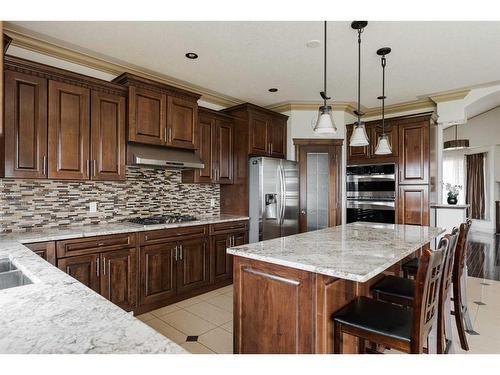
left=374, top=47, right=392, bottom=155
left=443, top=125, right=469, bottom=150
left=349, top=21, right=369, bottom=147
left=314, top=21, right=336, bottom=134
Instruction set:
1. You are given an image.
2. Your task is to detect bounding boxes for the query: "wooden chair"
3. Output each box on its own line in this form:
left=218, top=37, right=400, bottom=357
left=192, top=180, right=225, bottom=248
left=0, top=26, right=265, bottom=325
left=332, top=239, right=447, bottom=354
left=370, top=230, right=459, bottom=354
left=452, top=220, right=473, bottom=351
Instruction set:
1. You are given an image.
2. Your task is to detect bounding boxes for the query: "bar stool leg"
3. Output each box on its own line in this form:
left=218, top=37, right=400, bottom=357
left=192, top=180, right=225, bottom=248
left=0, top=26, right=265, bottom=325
left=444, top=291, right=454, bottom=354
left=428, top=319, right=438, bottom=354
left=453, top=278, right=469, bottom=351
left=461, top=269, right=474, bottom=332
left=333, top=322, right=343, bottom=354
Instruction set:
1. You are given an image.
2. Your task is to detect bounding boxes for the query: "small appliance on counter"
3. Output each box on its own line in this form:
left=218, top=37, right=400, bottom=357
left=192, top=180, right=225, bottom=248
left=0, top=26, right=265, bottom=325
left=127, top=214, right=198, bottom=225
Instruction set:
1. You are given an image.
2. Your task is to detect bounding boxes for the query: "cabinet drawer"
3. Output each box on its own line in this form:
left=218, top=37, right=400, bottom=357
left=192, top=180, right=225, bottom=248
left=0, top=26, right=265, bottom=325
left=139, top=225, right=208, bottom=245
left=209, top=220, right=249, bottom=235
left=56, top=233, right=136, bottom=258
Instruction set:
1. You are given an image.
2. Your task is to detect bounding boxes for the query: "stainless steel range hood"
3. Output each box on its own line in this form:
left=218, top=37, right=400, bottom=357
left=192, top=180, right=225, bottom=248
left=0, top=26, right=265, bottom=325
left=127, top=143, right=205, bottom=169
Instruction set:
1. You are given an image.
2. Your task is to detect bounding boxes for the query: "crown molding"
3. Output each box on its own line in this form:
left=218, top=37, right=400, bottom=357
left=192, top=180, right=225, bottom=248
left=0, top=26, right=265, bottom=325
left=3, top=24, right=242, bottom=108
left=429, top=89, right=470, bottom=104
left=267, top=101, right=357, bottom=116
left=363, top=98, right=436, bottom=118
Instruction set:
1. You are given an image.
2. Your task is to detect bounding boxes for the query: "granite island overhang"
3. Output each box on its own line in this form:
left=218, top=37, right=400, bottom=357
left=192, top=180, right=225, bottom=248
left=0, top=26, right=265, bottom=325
left=227, top=222, right=445, bottom=354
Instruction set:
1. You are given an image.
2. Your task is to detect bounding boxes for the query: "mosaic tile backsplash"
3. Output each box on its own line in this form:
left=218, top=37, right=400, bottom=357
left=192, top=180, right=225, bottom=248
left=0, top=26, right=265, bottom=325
left=0, top=166, right=220, bottom=233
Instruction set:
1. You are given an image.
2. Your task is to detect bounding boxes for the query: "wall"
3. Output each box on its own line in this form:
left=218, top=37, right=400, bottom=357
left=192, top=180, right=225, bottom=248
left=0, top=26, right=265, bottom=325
left=0, top=166, right=220, bottom=233
left=443, top=107, right=500, bottom=233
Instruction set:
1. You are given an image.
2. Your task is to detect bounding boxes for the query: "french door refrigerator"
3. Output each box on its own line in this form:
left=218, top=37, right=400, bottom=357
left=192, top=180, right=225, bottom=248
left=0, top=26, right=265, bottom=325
left=248, top=156, right=299, bottom=243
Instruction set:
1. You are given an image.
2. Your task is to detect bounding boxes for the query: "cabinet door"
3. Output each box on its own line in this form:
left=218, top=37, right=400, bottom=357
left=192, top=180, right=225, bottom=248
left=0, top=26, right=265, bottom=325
left=48, top=81, right=90, bottom=180
left=25, top=241, right=56, bottom=266
left=211, top=233, right=232, bottom=283
left=214, top=119, right=233, bottom=184
left=197, top=115, right=215, bottom=182
left=128, top=86, right=167, bottom=145
left=167, top=96, right=197, bottom=150
left=91, top=91, right=126, bottom=181
left=249, top=112, right=269, bottom=156
left=58, top=254, right=100, bottom=293
left=232, top=230, right=248, bottom=247
left=139, top=242, right=177, bottom=306
left=398, top=185, right=429, bottom=226
left=101, top=248, right=137, bottom=311
left=176, top=237, right=210, bottom=295
left=346, top=124, right=370, bottom=162
left=398, top=121, right=429, bottom=184
left=4, top=71, right=48, bottom=178
left=370, top=122, right=398, bottom=159
left=269, top=117, right=286, bottom=158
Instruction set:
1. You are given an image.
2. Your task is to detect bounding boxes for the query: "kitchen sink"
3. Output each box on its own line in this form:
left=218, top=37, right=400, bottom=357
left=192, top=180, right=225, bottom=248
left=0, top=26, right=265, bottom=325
left=0, top=258, right=33, bottom=291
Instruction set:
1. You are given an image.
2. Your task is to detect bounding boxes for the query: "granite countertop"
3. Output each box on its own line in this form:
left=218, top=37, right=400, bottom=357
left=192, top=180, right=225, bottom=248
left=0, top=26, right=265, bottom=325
left=430, top=203, right=470, bottom=209
left=0, top=215, right=247, bottom=354
left=1, top=214, right=249, bottom=243
left=227, top=222, right=444, bottom=283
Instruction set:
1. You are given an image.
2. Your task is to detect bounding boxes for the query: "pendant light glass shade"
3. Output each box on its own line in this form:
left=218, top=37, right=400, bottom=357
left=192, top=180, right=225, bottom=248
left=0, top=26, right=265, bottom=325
left=314, top=105, right=336, bottom=133
left=350, top=122, right=369, bottom=146
left=374, top=134, right=392, bottom=155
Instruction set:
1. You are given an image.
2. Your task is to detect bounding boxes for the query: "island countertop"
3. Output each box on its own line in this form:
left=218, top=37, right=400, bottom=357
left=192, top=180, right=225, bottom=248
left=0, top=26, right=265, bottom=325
left=227, top=222, right=445, bottom=282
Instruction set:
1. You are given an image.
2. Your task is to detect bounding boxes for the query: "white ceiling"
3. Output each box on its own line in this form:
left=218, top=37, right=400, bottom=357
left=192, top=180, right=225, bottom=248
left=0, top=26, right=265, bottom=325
left=7, top=21, right=500, bottom=108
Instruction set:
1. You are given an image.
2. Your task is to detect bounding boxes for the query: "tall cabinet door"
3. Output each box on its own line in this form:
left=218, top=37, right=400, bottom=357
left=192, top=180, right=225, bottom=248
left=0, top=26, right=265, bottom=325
left=139, top=242, right=177, bottom=305
left=398, top=121, right=429, bottom=184
left=196, top=115, right=215, bottom=182
left=100, top=248, right=137, bottom=311
left=397, top=185, right=429, bottom=226
left=91, top=91, right=126, bottom=181
left=176, top=237, right=210, bottom=295
left=128, top=86, right=167, bottom=146
left=58, top=254, right=100, bottom=293
left=167, top=96, right=197, bottom=150
left=48, top=81, right=90, bottom=180
left=214, top=119, right=233, bottom=184
left=4, top=70, right=48, bottom=178
left=211, top=233, right=232, bottom=283
left=249, top=111, right=269, bottom=156
left=269, top=117, right=286, bottom=158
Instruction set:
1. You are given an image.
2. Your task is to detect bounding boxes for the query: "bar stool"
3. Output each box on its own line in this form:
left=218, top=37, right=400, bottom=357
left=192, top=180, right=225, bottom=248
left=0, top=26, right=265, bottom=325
left=371, top=230, right=458, bottom=354
left=332, top=239, right=447, bottom=354
left=401, top=220, right=473, bottom=350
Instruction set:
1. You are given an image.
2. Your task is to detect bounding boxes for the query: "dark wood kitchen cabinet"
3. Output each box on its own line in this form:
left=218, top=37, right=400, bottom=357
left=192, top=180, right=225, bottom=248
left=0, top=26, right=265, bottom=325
left=398, top=119, right=429, bottom=185
left=91, top=91, right=126, bottom=181
left=249, top=110, right=269, bottom=156
left=182, top=107, right=234, bottom=184
left=112, top=73, right=200, bottom=150
left=58, top=253, right=101, bottom=293
left=48, top=80, right=90, bottom=180
left=397, top=184, right=429, bottom=226
left=176, top=237, right=211, bottom=294
left=139, top=241, right=178, bottom=306
left=3, top=70, right=48, bottom=178
left=3, top=56, right=127, bottom=181
left=269, top=116, right=286, bottom=158
left=24, top=241, right=56, bottom=265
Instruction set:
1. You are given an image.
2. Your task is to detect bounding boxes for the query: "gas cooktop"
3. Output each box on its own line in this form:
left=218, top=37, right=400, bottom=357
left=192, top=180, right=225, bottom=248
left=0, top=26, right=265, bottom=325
left=128, top=214, right=198, bottom=225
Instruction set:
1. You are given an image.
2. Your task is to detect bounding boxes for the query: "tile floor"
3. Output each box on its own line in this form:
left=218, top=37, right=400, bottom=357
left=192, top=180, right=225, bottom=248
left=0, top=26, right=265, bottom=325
left=136, top=284, right=233, bottom=354
left=137, top=276, right=500, bottom=354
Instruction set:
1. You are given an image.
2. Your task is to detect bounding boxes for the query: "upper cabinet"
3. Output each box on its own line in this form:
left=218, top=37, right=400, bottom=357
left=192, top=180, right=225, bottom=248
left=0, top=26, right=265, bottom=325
left=112, top=73, right=200, bottom=150
left=182, top=107, right=234, bottom=184
left=2, top=56, right=127, bottom=181
left=222, top=103, right=288, bottom=158
left=3, top=70, right=48, bottom=178
left=398, top=119, right=429, bottom=185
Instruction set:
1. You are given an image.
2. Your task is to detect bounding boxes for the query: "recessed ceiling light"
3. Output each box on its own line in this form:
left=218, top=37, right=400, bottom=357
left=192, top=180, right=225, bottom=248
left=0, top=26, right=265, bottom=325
left=306, top=40, right=321, bottom=48
left=185, top=52, right=198, bottom=59
left=268, top=88, right=278, bottom=93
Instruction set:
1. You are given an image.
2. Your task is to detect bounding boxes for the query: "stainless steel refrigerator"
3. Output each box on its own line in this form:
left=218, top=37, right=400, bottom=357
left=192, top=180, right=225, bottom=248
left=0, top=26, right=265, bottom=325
left=248, top=157, right=299, bottom=243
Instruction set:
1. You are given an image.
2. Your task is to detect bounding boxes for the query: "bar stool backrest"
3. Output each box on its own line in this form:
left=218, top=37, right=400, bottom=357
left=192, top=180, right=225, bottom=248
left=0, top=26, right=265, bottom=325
left=440, top=228, right=459, bottom=303
left=453, top=219, right=472, bottom=282
left=411, top=238, right=447, bottom=353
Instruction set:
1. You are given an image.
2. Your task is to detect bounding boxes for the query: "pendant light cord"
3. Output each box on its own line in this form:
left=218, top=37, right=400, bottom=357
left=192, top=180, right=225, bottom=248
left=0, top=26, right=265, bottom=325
left=324, top=21, right=327, bottom=106
left=381, top=55, right=386, bottom=134
left=356, top=28, right=364, bottom=124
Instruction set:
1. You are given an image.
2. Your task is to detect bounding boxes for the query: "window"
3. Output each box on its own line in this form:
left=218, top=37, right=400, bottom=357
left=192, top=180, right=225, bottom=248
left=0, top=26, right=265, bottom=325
left=442, top=150, right=466, bottom=204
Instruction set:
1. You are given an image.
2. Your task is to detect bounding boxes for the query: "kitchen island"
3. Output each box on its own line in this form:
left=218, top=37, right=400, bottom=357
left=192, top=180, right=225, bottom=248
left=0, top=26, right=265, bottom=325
left=227, top=222, right=444, bottom=354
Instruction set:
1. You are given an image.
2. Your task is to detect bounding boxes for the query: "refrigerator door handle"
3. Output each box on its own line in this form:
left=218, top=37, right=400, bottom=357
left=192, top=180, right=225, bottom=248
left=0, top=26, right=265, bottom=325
left=280, top=164, right=286, bottom=225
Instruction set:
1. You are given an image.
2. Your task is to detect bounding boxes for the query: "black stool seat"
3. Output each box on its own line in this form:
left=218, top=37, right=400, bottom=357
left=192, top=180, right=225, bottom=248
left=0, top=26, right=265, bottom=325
left=402, top=257, right=419, bottom=276
left=333, top=296, right=413, bottom=342
left=371, top=275, right=415, bottom=302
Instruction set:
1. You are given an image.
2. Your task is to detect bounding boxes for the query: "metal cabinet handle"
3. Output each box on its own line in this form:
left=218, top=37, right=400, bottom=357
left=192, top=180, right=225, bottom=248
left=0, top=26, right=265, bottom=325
left=174, top=245, right=178, bottom=261
left=42, top=155, right=47, bottom=176
left=179, top=244, right=183, bottom=260
left=102, top=257, right=106, bottom=275
left=96, top=258, right=99, bottom=276
left=270, top=143, right=273, bottom=155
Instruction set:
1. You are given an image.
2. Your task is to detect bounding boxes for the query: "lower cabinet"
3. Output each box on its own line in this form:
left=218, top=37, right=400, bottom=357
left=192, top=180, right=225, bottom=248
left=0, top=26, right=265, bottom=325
left=397, top=185, right=429, bottom=226
left=176, top=237, right=211, bottom=294
left=25, top=241, right=57, bottom=265
left=58, top=248, right=137, bottom=311
left=211, top=230, right=248, bottom=283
